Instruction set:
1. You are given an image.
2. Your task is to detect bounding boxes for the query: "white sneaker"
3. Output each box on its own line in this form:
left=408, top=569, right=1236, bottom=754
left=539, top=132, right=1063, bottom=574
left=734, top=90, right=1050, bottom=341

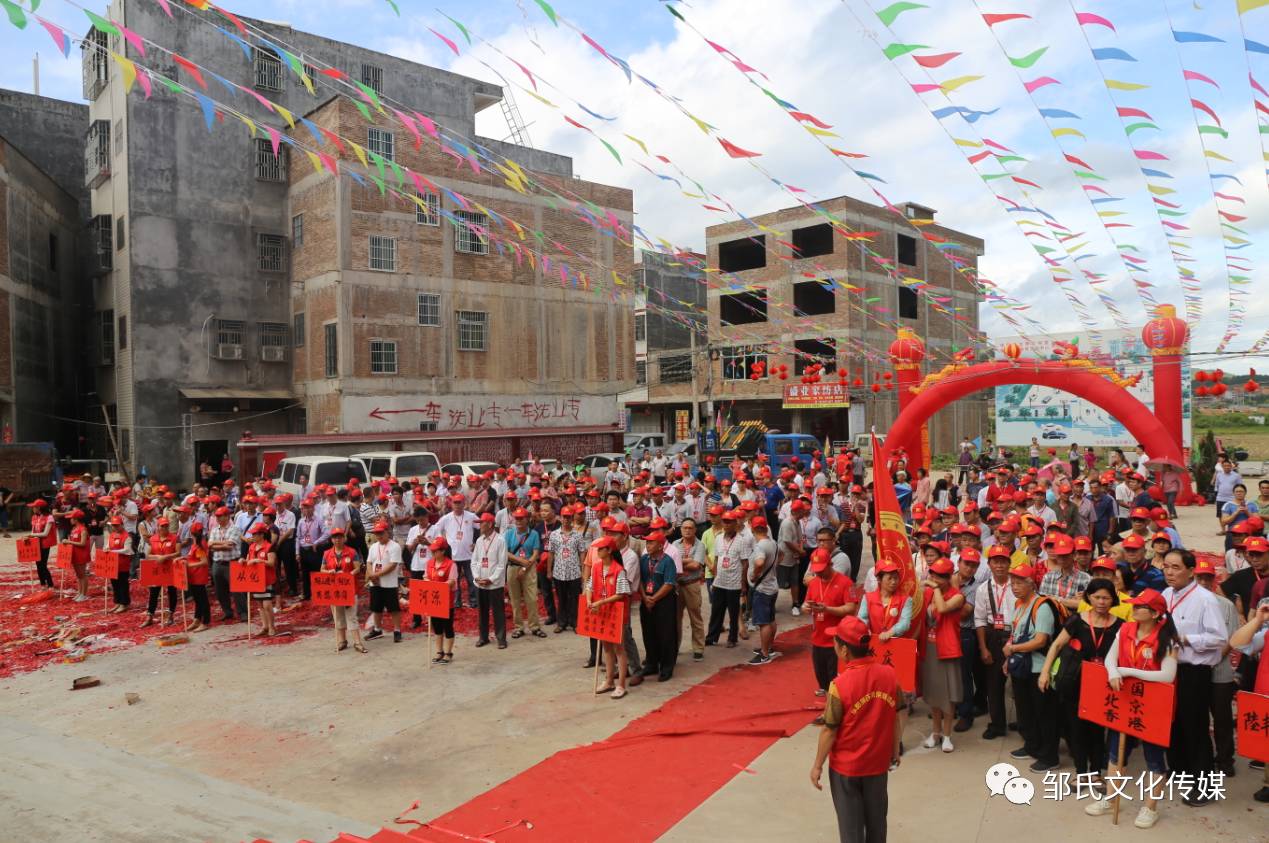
left=791, top=606, right=801, bottom=616
left=1084, top=797, right=1113, bottom=817
left=921, top=733, right=938, bottom=749
left=941, top=735, right=954, bottom=753
left=1133, top=806, right=1158, bottom=829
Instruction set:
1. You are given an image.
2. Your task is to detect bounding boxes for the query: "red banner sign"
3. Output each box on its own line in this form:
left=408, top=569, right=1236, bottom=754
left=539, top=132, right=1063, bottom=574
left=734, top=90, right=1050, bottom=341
left=94, top=550, right=123, bottom=580
left=229, top=561, right=266, bottom=593
left=171, top=561, right=188, bottom=591
left=576, top=595, right=625, bottom=644
left=408, top=579, right=452, bottom=618
left=16, top=536, right=40, bottom=564
left=55, top=543, right=75, bottom=569
left=1077, top=661, right=1174, bottom=747
left=1235, top=691, right=1269, bottom=763
left=873, top=637, right=919, bottom=693
left=311, top=572, right=357, bottom=607
left=782, top=382, right=850, bottom=409
left=139, top=558, right=174, bottom=588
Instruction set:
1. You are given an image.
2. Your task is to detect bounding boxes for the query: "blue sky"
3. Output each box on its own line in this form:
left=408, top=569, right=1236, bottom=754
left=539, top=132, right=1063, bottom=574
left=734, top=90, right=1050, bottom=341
left=2, top=0, right=1266, bottom=370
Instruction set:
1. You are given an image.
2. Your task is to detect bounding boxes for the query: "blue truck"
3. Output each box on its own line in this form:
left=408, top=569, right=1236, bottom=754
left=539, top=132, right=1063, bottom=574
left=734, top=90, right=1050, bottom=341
left=702, top=422, right=823, bottom=482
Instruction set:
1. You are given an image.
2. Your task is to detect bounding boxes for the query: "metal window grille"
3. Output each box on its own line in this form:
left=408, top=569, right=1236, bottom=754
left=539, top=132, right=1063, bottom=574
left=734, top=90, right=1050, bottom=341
left=82, top=29, right=109, bottom=100
left=457, top=310, right=487, bottom=351
left=216, top=320, right=244, bottom=346
left=360, top=63, right=383, bottom=94
left=417, top=293, right=440, bottom=326
left=253, top=48, right=283, bottom=91
left=292, top=213, right=304, bottom=246
left=418, top=421, right=438, bottom=432
left=257, top=234, right=285, bottom=272
left=90, top=215, right=112, bottom=272
left=635, top=359, right=647, bottom=385
left=370, top=340, right=398, bottom=374
left=453, top=211, right=488, bottom=255
left=634, top=312, right=646, bottom=342
left=293, top=312, right=305, bottom=347
left=369, top=236, right=396, bottom=271
left=99, top=310, right=115, bottom=365
left=722, top=345, right=768, bottom=381
left=254, top=138, right=284, bottom=181
left=415, top=191, right=439, bottom=225
left=367, top=128, right=394, bottom=162
left=85, top=120, right=110, bottom=187
left=659, top=354, right=693, bottom=384
left=324, top=323, right=338, bottom=377
left=259, top=322, right=289, bottom=362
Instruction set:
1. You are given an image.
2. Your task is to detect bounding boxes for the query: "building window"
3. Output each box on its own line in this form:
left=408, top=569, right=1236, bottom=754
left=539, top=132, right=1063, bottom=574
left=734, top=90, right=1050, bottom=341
left=254, top=138, right=285, bottom=181
left=292, top=213, right=304, bottom=247
left=48, top=234, right=58, bottom=272
left=635, top=359, right=647, bottom=385
left=417, top=293, right=440, bottom=326
left=86, top=119, right=111, bottom=188
left=634, top=312, right=646, bottom=342
left=293, top=312, right=305, bottom=347
left=719, top=289, right=768, bottom=325
left=722, top=345, right=768, bottom=381
left=82, top=28, right=109, bottom=100
left=118, top=314, right=127, bottom=350
left=369, top=339, right=398, bottom=374
left=898, top=286, right=919, bottom=320
left=259, top=322, right=289, bottom=362
left=99, top=310, right=115, bottom=365
left=324, top=323, right=338, bottom=377
left=360, top=63, right=383, bottom=94
left=794, top=338, right=837, bottom=376
left=257, top=233, right=286, bottom=272
left=792, top=280, right=835, bottom=316
left=717, top=236, right=766, bottom=272
left=116, top=215, right=126, bottom=251
left=214, top=319, right=244, bottom=359
left=369, top=235, right=396, bottom=271
left=791, top=223, right=833, bottom=258
left=897, top=233, right=917, bottom=267
left=418, top=421, right=438, bottom=432
left=90, top=215, right=112, bottom=273
left=367, top=127, right=394, bottom=162
left=453, top=211, right=489, bottom=255
left=457, top=310, right=487, bottom=351
left=659, top=354, right=693, bottom=384
left=415, top=191, right=439, bottom=225
left=302, top=63, right=319, bottom=89
left=253, top=48, right=283, bottom=91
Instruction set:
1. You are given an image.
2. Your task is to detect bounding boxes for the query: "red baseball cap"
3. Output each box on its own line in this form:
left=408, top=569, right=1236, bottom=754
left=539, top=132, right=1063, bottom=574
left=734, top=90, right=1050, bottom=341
left=959, top=548, right=981, bottom=564
left=928, top=557, right=954, bottom=576
left=1244, top=536, right=1269, bottom=554
left=1130, top=507, right=1152, bottom=520
left=1009, top=564, right=1036, bottom=580
left=1121, top=534, right=1146, bottom=549
left=645, top=530, right=667, bottom=543
left=751, top=516, right=768, bottom=530
left=1073, top=536, right=1093, bottom=552
left=987, top=545, right=1013, bottom=560
left=1194, top=558, right=1218, bottom=577
left=832, top=615, right=870, bottom=647
left=1090, top=556, right=1117, bottom=572
left=809, top=548, right=832, bottom=572
left=1127, top=588, right=1166, bottom=614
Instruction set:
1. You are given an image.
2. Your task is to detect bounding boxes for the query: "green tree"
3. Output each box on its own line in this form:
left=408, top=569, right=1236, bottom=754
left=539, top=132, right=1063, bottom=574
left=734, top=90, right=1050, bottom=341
left=1195, top=428, right=1217, bottom=498
left=1019, top=408, right=1032, bottom=419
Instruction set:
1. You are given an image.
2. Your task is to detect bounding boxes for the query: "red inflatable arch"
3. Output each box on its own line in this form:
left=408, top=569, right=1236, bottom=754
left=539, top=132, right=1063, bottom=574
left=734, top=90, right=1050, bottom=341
left=883, top=360, right=1186, bottom=469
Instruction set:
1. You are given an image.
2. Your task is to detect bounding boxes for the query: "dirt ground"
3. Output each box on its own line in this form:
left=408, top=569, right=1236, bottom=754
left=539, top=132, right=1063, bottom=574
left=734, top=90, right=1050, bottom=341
left=0, top=503, right=1264, bottom=842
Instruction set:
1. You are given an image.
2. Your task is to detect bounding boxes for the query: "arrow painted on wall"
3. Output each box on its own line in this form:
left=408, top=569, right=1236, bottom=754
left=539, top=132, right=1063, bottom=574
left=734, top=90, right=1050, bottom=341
left=368, top=407, right=434, bottom=421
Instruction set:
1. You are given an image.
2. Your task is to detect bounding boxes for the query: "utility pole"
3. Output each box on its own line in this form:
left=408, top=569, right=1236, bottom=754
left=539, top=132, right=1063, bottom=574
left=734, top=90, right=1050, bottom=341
left=689, top=330, right=700, bottom=433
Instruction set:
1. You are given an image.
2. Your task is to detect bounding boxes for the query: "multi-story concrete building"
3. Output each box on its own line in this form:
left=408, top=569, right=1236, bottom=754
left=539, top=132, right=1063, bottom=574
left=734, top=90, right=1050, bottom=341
left=0, top=92, right=88, bottom=449
left=78, top=0, right=632, bottom=485
left=652, top=196, right=989, bottom=457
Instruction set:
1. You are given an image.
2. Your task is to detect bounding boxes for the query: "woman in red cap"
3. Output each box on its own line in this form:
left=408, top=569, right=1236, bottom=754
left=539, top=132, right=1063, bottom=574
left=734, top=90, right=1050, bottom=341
left=1084, top=588, right=1179, bottom=828
left=104, top=515, right=133, bottom=612
left=62, top=508, right=92, bottom=601
left=920, top=557, right=965, bottom=752
left=142, top=517, right=180, bottom=627
left=29, top=499, right=56, bottom=588
left=858, top=561, right=913, bottom=641
left=321, top=527, right=365, bottom=653
left=426, top=536, right=458, bottom=663
left=184, top=521, right=212, bottom=632
left=245, top=522, right=278, bottom=637
left=588, top=536, right=632, bottom=698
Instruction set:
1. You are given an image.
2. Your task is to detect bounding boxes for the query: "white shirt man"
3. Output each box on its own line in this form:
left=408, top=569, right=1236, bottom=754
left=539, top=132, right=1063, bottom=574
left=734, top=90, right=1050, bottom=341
left=471, top=526, right=508, bottom=589
left=406, top=518, right=430, bottom=573
left=431, top=503, right=479, bottom=562
left=1163, top=575, right=1228, bottom=667
left=366, top=537, right=403, bottom=589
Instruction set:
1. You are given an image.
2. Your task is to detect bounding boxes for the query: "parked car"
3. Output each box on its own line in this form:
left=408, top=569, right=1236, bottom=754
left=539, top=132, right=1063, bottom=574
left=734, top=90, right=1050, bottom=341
left=441, top=462, right=501, bottom=484
left=272, top=456, right=369, bottom=499
left=1040, top=424, right=1067, bottom=440
left=665, top=440, right=699, bottom=474
left=624, top=433, right=666, bottom=460
left=352, top=451, right=441, bottom=482
left=579, top=452, right=628, bottom=485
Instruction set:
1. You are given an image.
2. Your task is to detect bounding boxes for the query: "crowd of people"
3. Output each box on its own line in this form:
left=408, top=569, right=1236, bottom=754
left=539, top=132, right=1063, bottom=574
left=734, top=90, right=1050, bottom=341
left=16, top=442, right=1269, bottom=838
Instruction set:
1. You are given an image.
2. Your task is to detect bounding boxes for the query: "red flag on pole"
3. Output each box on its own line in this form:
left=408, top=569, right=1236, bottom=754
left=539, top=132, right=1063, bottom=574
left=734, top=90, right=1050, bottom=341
left=871, top=434, right=920, bottom=608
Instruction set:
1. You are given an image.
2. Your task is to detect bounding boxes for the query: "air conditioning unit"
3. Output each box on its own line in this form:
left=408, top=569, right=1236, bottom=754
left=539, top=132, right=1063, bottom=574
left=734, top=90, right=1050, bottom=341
left=217, top=343, right=244, bottom=360
left=260, top=346, right=286, bottom=363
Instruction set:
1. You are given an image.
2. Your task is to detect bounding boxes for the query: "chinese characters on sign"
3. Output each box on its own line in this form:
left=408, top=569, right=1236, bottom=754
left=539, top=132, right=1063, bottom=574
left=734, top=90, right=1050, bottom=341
left=1235, top=691, right=1269, bottom=763
left=575, top=596, right=625, bottom=644
left=371, top=399, right=585, bottom=430
left=171, top=561, right=189, bottom=591
left=94, top=549, right=122, bottom=580
left=408, top=580, right=452, bottom=619
left=782, top=382, right=851, bottom=409
left=139, top=558, right=175, bottom=588
left=310, top=572, right=356, bottom=607
left=872, top=637, right=918, bottom=693
left=1077, top=662, right=1174, bottom=747
left=15, top=537, right=40, bottom=564
left=55, top=543, right=74, bottom=570
left=229, top=561, right=266, bottom=593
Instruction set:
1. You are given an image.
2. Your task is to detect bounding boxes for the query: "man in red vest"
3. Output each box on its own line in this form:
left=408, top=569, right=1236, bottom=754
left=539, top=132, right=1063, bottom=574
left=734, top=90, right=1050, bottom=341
left=810, top=615, right=904, bottom=843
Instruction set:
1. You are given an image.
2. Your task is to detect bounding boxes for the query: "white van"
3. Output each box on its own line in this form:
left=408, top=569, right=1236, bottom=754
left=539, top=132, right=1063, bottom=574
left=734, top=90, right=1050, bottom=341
left=352, top=451, right=442, bottom=482
left=272, top=456, right=369, bottom=500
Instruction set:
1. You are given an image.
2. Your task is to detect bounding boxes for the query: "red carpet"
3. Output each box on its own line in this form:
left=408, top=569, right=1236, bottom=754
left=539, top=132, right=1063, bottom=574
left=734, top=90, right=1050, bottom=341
left=400, top=625, right=820, bottom=843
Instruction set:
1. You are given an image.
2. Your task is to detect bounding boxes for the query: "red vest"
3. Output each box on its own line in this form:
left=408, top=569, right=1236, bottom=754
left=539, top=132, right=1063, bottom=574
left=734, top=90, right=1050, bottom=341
left=69, top=524, right=91, bottom=565
left=829, top=657, right=901, bottom=777
left=322, top=545, right=357, bottom=573
left=248, top=541, right=276, bottom=586
left=807, top=573, right=853, bottom=648
left=923, top=586, right=963, bottom=660
left=864, top=590, right=908, bottom=638
left=591, top=560, right=622, bottom=599
left=107, top=530, right=128, bottom=551
left=427, top=556, right=454, bottom=583
left=1117, top=621, right=1163, bottom=671
left=34, top=513, right=57, bottom=548
left=185, top=543, right=210, bottom=586
left=150, top=534, right=178, bottom=557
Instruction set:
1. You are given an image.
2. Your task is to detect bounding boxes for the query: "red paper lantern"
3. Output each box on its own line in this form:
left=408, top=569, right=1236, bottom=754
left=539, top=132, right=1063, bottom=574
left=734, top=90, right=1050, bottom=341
left=884, top=383, right=893, bottom=391
left=1195, top=386, right=1209, bottom=396
left=1245, top=380, right=1260, bottom=393
left=1213, top=369, right=1225, bottom=382
left=1211, top=382, right=1227, bottom=396
left=852, top=377, right=863, bottom=387
left=1141, top=304, right=1188, bottom=356
left=883, top=372, right=893, bottom=380
left=778, top=372, right=788, bottom=381
left=888, top=328, right=926, bottom=366
left=870, top=383, right=881, bottom=393
left=1003, top=343, right=1022, bottom=360
left=1194, top=370, right=1209, bottom=382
